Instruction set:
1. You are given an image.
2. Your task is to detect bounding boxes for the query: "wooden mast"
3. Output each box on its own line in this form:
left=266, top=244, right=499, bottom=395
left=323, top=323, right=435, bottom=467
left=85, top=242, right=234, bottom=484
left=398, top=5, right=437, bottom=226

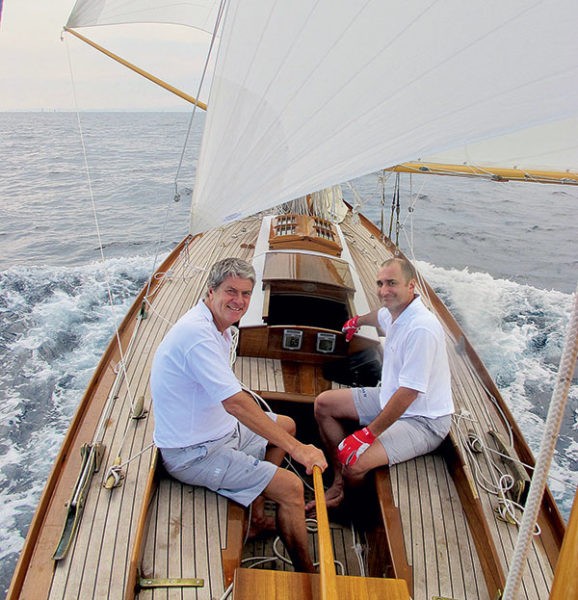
left=63, top=27, right=207, bottom=110
left=390, top=161, right=578, bottom=185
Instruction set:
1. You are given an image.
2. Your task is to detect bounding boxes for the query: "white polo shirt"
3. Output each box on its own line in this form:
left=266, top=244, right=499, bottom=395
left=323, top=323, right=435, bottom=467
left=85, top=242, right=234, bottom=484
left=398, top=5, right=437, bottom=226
left=377, top=296, right=453, bottom=418
left=151, top=300, right=241, bottom=448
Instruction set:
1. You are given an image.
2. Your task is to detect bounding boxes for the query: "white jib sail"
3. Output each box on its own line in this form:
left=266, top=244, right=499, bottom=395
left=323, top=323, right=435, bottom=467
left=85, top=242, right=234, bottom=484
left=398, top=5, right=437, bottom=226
left=190, top=0, right=578, bottom=234
left=66, top=0, right=221, bottom=32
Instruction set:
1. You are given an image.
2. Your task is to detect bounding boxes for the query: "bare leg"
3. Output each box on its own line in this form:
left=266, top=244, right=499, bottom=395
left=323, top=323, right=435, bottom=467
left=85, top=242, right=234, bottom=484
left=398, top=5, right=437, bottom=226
left=305, top=389, right=358, bottom=513
left=250, top=414, right=296, bottom=537
left=262, top=468, right=315, bottom=573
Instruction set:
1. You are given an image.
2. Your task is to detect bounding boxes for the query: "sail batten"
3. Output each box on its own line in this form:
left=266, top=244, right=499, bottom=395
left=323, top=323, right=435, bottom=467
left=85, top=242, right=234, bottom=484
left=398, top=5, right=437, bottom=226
left=189, top=0, right=578, bottom=234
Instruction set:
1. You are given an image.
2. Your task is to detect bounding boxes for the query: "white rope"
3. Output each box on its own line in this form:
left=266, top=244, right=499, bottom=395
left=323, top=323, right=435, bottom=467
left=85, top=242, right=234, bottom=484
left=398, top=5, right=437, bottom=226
left=145, top=0, right=225, bottom=299
left=503, top=282, right=578, bottom=599
left=350, top=522, right=367, bottom=577
left=218, top=582, right=234, bottom=600
left=102, top=442, right=155, bottom=488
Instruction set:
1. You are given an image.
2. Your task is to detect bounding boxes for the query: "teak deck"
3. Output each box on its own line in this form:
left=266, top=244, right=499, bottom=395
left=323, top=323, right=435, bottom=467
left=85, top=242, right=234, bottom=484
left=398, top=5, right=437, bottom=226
left=9, top=211, right=564, bottom=600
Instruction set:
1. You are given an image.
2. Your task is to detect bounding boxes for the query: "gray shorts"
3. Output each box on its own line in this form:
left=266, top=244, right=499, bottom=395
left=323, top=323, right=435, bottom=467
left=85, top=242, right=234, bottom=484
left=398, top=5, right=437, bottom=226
left=352, top=387, right=451, bottom=466
left=159, top=413, right=278, bottom=507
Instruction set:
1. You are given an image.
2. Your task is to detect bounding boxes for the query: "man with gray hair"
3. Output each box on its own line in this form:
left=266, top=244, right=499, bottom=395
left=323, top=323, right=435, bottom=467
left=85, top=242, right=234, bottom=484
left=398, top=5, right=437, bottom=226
left=151, top=257, right=327, bottom=573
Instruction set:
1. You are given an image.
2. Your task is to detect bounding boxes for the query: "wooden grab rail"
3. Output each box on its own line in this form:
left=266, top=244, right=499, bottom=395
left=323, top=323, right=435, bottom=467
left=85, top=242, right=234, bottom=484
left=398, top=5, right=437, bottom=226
left=312, top=466, right=338, bottom=600
left=550, top=490, right=578, bottom=599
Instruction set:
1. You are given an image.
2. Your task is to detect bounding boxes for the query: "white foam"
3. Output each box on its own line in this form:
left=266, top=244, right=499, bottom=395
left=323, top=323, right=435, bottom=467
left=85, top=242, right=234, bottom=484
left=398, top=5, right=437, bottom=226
left=417, top=261, right=578, bottom=516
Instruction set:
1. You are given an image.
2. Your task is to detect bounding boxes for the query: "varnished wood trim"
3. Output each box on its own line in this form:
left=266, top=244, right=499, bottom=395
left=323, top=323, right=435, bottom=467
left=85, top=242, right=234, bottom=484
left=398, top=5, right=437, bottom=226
left=313, top=465, right=339, bottom=599
left=373, top=468, right=414, bottom=592
left=222, top=502, right=247, bottom=588
left=258, top=391, right=316, bottom=404
left=125, top=449, right=159, bottom=600
left=232, top=569, right=410, bottom=599
left=550, top=490, right=578, bottom=599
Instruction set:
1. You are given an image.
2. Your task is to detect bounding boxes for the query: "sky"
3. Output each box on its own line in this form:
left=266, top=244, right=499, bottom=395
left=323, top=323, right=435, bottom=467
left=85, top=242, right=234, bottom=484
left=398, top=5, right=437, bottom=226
left=0, top=0, right=211, bottom=111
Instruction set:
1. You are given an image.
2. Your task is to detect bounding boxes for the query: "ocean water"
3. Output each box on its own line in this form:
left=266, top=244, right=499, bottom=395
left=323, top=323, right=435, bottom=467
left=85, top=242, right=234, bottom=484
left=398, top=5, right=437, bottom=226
left=0, top=112, right=576, bottom=596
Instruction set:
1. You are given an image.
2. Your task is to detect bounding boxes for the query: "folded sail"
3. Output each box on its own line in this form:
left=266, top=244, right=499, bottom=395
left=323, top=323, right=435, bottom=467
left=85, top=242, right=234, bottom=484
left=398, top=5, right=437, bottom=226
left=190, top=0, right=578, bottom=233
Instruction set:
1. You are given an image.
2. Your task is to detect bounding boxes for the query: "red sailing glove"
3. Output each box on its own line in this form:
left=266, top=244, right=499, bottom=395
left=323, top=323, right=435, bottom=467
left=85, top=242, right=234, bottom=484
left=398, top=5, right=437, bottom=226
left=342, top=315, right=360, bottom=342
left=337, top=427, right=376, bottom=466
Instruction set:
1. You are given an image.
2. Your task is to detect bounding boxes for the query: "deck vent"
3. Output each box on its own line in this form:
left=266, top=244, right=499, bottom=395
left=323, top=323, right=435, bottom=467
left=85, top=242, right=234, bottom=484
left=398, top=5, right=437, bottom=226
left=269, top=213, right=342, bottom=256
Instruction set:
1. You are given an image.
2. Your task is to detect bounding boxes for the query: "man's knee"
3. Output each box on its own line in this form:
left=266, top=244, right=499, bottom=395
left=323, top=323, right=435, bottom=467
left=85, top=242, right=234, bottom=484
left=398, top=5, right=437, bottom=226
left=313, top=390, right=338, bottom=419
left=266, top=469, right=305, bottom=508
left=344, top=461, right=371, bottom=482
left=276, top=414, right=297, bottom=436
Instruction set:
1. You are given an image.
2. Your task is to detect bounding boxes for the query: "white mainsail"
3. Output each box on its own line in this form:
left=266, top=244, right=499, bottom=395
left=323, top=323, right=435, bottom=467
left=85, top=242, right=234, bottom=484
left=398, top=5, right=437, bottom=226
left=189, top=0, right=578, bottom=233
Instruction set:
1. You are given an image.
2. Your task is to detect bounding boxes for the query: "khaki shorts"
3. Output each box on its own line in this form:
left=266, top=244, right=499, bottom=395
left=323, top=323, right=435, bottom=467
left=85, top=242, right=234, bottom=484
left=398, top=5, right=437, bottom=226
left=159, top=413, right=278, bottom=507
left=352, top=387, right=451, bottom=465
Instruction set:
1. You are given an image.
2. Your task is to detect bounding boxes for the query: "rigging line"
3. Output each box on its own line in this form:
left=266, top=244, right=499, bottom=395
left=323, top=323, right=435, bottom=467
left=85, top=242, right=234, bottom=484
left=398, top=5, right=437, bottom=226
left=64, top=34, right=138, bottom=417
left=453, top=412, right=520, bottom=495
left=103, top=442, right=155, bottom=487
left=387, top=173, right=397, bottom=241
left=453, top=422, right=536, bottom=532
left=175, top=0, right=227, bottom=198
left=143, top=0, right=227, bottom=304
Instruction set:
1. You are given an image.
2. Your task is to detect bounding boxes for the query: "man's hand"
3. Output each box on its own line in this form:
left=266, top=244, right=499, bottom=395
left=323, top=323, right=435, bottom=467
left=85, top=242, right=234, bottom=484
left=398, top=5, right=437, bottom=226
left=291, top=443, right=328, bottom=475
left=342, top=315, right=360, bottom=342
left=337, top=427, right=376, bottom=466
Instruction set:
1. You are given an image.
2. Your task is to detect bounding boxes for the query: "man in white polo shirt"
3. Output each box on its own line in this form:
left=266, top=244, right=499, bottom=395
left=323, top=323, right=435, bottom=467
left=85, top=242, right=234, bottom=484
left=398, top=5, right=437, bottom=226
left=306, top=257, right=453, bottom=513
left=151, top=258, right=327, bottom=573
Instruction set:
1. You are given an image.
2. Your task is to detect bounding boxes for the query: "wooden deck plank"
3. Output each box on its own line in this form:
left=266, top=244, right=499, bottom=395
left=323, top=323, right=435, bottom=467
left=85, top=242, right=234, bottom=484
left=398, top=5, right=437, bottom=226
left=192, top=488, right=211, bottom=599
left=180, top=485, right=196, bottom=600
left=435, top=452, right=483, bottom=599
left=155, top=479, right=171, bottom=600
left=208, top=492, right=228, bottom=597
left=167, top=481, right=183, bottom=600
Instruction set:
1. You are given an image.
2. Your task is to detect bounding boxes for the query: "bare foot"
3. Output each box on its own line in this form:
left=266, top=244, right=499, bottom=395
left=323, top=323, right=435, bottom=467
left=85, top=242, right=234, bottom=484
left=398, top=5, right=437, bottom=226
left=305, top=482, right=344, bottom=516
left=247, top=514, right=277, bottom=540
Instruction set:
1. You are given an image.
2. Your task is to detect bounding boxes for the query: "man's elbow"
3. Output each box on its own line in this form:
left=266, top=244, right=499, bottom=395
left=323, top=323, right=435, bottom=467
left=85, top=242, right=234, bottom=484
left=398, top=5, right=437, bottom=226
left=222, top=391, right=250, bottom=417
